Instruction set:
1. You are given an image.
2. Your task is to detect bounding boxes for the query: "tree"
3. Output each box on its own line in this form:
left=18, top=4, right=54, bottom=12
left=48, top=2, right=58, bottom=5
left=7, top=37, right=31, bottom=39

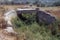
left=53, top=0, right=60, bottom=6
left=33, top=0, right=41, bottom=7
left=25, top=1, right=30, bottom=4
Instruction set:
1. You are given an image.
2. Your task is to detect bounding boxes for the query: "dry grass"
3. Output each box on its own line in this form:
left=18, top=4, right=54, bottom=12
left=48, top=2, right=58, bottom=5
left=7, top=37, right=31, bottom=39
left=0, top=5, right=60, bottom=18
left=45, top=10, right=60, bottom=19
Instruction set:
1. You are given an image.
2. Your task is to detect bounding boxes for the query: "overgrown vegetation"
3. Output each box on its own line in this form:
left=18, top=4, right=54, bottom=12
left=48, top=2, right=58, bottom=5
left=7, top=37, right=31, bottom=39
left=12, top=13, right=60, bottom=40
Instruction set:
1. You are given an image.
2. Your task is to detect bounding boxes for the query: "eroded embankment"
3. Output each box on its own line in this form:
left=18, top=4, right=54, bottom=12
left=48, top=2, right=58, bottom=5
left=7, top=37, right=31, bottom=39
left=0, top=13, right=18, bottom=40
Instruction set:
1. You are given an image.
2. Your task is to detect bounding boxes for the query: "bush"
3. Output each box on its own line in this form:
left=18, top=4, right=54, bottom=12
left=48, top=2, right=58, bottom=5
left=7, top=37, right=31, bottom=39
left=17, top=13, right=36, bottom=25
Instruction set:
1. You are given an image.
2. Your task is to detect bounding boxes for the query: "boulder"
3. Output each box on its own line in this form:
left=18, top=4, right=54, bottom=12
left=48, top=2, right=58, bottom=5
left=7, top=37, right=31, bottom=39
left=4, top=9, right=17, bottom=26
left=36, top=11, right=56, bottom=25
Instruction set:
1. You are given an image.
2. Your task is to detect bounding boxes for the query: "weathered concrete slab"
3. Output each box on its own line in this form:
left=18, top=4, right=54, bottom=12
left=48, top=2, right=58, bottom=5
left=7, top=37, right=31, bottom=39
left=16, top=8, right=36, bottom=14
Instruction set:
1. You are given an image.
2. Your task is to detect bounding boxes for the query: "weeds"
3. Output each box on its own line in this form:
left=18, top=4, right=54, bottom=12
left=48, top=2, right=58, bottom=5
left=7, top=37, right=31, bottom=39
left=11, top=14, right=60, bottom=40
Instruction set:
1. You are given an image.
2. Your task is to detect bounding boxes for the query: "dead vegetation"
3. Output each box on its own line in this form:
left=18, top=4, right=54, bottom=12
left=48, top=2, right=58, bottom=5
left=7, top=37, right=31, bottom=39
left=45, top=10, right=60, bottom=19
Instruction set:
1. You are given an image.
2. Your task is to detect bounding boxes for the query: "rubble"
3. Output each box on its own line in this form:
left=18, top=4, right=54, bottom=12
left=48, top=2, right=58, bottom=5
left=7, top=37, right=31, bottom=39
left=0, top=9, right=18, bottom=40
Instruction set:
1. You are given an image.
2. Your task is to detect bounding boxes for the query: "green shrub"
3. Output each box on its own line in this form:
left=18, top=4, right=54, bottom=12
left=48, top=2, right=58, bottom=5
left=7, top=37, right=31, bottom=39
left=11, top=15, right=60, bottom=40
left=21, top=13, right=36, bottom=24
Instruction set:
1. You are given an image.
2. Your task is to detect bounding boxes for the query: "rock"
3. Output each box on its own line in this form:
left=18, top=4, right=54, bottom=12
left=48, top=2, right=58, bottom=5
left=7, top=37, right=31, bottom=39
left=36, top=11, right=56, bottom=25
left=4, top=9, right=17, bottom=26
left=3, top=27, right=17, bottom=36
